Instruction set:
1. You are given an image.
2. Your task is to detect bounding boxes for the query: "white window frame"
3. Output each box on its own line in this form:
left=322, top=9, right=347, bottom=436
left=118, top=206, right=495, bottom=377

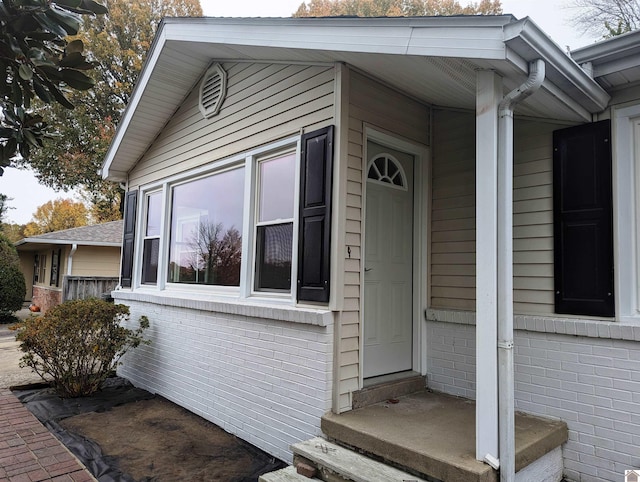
left=135, top=135, right=301, bottom=305
left=613, top=104, right=640, bottom=323
left=140, top=190, right=162, bottom=285
left=251, top=147, right=300, bottom=300
left=165, top=164, right=245, bottom=294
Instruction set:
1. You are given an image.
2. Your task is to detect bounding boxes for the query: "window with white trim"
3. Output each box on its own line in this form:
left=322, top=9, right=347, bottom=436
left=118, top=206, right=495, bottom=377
left=130, top=128, right=333, bottom=304
left=141, top=191, right=162, bottom=285
left=168, top=166, right=245, bottom=286
left=254, top=151, right=296, bottom=292
left=36, top=254, right=46, bottom=285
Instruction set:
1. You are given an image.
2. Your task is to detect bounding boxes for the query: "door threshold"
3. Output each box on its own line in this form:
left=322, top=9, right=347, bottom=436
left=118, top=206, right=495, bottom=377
left=363, top=370, right=419, bottom=388
left=354, top=372, right=425, bottom=409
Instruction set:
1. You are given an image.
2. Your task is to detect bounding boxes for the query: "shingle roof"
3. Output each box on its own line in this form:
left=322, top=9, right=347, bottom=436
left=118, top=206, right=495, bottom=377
left=16, top=220, right=123, bottom=246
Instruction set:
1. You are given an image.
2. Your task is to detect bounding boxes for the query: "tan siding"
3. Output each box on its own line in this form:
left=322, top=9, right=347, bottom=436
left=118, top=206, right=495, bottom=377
left=430, top=109, right=476, bottom=311
left=429, top=110, right=558, bottom=315
left=512, top=120, right=556, bottom=314
left=338, top=69, right=430, bottom=412
left=19, top=253, right=34, bottom=300
left=71, top=246, right=121, bottom=277
left=129, top=63, right=335, bottom=187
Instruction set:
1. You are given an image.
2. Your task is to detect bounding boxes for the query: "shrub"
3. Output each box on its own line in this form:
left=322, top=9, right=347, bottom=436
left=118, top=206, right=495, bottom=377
left=12, top=298, right=149, bottom=397
left=0, top=233, right=25, bottom=323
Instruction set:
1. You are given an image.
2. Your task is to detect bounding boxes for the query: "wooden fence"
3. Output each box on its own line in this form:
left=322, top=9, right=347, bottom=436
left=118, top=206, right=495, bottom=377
left=62, top=276, right=119, bottom=302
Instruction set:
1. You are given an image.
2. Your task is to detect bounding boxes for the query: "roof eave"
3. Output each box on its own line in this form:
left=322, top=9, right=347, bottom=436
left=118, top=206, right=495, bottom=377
left=101, top=19, right=169, bottom=182
left=101, top=16, right=611, bottom=179
left=571, top=29, right=640, bottom=64
left=504, top=17, right=610, bottom=113
left=16, top=238, right=122, bottom=247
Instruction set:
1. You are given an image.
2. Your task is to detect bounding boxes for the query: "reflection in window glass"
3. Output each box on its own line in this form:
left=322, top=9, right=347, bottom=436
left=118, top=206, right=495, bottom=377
left=146, top=192, right=162, bottom=236
left=255, top=223, right=293, bottom=290
left=259, top=153, right=295, bottom=222
left=142, top=238, right=159, bottom=284
left=169, top=167, right=244, bottom=286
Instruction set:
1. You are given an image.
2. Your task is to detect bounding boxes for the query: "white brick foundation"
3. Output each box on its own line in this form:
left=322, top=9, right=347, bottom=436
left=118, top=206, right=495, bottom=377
left=114, top=292, right=334, bottom=464
left=426, top=310, right=640, bottom=482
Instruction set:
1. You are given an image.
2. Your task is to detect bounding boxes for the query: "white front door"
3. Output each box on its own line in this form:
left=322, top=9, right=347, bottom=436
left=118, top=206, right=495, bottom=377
left=363, top=141, right=414, bottom=379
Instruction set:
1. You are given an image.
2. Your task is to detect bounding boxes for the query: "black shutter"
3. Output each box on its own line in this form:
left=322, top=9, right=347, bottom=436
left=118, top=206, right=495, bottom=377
left=297, top=126, right=334, bottom=303
left=121, top=190, right=138, bottom=288
left=50, top=248, right=61, bottom=287
left=553, top=120, right=614, bottom=317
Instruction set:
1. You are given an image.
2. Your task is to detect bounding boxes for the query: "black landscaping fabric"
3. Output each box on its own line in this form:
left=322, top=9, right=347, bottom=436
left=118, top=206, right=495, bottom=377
left=13, top=377, right=286, bottom=482
left=14, top=378, right=153, bottom=482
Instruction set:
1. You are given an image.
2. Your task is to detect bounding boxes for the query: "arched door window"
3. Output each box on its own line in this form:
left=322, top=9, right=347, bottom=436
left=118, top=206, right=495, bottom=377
left=367, top=153, right=407, bottom=190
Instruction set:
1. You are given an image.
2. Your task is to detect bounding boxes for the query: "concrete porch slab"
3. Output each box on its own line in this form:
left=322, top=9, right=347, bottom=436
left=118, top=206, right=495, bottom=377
left=321, top=390, right=567, bottom=482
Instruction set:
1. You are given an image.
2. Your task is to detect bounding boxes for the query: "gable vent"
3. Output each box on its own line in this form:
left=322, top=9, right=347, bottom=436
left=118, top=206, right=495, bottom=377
left=199, top=63, right=227, bottom=119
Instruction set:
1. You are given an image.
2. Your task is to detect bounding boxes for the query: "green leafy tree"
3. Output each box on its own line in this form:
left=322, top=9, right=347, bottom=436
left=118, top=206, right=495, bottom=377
left=1, top=222, right=26, bottom=242
left=20, top=0, right=203, bottom=219
left=23, top=197, right=88, bottom=236
left=294, top=0, right=502, bottom=17
left=0, top=194, right=24, bottom=241
left=0, top=232, right=25, bottom=322
left=0, top=0, right=108, bottom=175
left=569, top=0, right=640, bottom=38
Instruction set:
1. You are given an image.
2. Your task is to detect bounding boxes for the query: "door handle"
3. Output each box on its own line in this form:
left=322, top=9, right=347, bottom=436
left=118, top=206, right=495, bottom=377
left=365, top=267, right=372, bottom=272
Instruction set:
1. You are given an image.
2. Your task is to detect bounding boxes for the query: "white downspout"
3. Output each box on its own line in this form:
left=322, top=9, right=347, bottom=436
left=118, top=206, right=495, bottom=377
left=497, top=59, right=545, bottom=482
left=67, top=243, right=78, bottom=276
left=64, top=243, right=78, bottom=302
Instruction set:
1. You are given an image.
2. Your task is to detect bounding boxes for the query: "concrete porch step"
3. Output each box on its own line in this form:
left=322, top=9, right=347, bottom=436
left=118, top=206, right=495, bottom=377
left=259, top=465, right=322, bottom=481
left=292, top=437, right=427, bottom=482
left=321, top=390, right=568, bottom=482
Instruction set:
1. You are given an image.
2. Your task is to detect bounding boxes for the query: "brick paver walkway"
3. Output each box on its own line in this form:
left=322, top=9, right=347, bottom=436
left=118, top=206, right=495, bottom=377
left=0, top=389, right=95, bottom=482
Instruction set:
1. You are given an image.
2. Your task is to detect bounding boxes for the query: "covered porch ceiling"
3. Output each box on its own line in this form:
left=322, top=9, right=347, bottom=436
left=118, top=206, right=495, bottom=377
left=102, top=15, right=610, bottom=181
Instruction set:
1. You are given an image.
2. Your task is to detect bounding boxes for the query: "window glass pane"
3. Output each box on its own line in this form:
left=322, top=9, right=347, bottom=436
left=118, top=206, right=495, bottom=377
left=40, top=255, right=46, bottom=284
left=142, top=238, right=159, bottom=284
left=259, top=153, right=296, bottom=222
left=168, top=167, right=244, bottom=286
left=255, top=223, right=293, bottom=291
left=146, top=192, right=162, bottom=236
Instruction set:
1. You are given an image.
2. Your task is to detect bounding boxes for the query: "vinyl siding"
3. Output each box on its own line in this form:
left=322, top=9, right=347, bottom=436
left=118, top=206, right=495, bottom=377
left=19, top=253, right=34, bottom=300
left=431, top=109, right=476, bottom=311
left=430, top=109, right=560, bottom=315
left=512, top=121, right=557, bottom=314
left=128, top=62, right=336, bottom=187
left=70, top=246, right=121, bottom=277
left=338, top=70, right=430, bottom=412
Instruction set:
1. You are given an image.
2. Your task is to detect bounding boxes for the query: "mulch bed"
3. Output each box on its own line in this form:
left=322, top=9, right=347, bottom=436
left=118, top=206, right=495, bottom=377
left=13, top=378, right=286, bottom=481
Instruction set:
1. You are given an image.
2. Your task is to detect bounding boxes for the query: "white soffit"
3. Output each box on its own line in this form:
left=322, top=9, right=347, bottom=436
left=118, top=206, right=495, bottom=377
left=101, top=16, right=609, bottom=181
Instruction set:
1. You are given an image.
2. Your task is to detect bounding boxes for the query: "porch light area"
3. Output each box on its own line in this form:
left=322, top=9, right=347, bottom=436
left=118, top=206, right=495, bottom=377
left=321, top=390, right=567, bottom=482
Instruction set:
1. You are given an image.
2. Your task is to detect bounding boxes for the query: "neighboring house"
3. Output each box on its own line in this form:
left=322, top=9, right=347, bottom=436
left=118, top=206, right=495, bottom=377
left=100, top=15, right=640, bottom=482
left=15, top=221, right=123, bottom=311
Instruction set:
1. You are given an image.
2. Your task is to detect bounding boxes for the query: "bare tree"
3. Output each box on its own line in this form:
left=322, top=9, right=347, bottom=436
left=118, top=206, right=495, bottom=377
left=186, top=222, right=242, bottom=286
left=569, top=0, right=640, bottom=38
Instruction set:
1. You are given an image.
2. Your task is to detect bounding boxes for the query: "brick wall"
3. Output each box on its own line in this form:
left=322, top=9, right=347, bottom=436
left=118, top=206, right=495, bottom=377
left=116, top=297, right=334, bottom=464
left=31, top=286, right=62, bottom=312
left=426, top=311, right=640, bottom=482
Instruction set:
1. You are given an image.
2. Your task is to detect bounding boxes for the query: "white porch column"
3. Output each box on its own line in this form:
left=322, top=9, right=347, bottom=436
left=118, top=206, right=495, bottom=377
left=475, top=69, right=501, bottom=462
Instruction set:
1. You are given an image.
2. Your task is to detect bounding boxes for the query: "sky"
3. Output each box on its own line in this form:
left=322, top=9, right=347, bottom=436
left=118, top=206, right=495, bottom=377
left=0, top=0, right=599, bottom=225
